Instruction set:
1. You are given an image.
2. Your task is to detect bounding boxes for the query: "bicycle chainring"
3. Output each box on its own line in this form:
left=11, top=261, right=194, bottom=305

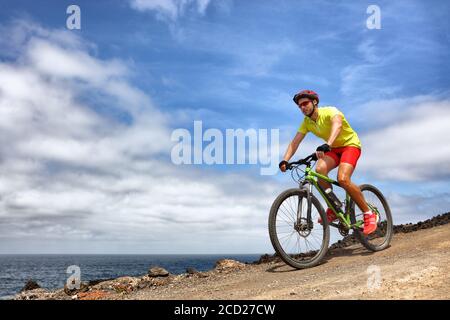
left=338, top=222, right=349, bottom=237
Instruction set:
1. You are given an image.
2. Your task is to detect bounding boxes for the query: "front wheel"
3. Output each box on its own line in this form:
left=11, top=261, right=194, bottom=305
left=350, top=184, right=394, bottom=251
left=268, top=188, right=330, bottom=269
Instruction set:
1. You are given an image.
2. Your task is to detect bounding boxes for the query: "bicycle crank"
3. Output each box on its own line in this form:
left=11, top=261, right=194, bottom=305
left=337, top=222, right=349, bottom=236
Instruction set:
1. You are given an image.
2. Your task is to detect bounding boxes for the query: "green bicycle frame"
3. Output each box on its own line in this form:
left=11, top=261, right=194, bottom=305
left=303, top=167, right=364, bottom=230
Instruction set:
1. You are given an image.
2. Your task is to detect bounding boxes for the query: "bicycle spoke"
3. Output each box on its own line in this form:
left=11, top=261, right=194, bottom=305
left=279, top=231, right=296, bottom=249
left=295, top=233, right=301, bottom=255
left=309, top=232, right=323, bottom=247
left=287, top=196, right=297, bottom=219
left=276, top=213, right=294, bottom=227
left=354, top=187, right=392, bottom=248
left=279, top=204, right=295, bottom=224
left=304, top=237, right=310, bottom=254
left=272, top=191, right=329, bottom=267
left=280, top=202, right=295, bottom=222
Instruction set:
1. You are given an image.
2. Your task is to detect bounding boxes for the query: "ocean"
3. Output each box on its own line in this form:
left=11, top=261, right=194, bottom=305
left=0, top=254, right=262, bottom=299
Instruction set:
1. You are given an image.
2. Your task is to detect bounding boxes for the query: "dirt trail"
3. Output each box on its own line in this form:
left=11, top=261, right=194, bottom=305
left=129, top=224, right=450, bottom=300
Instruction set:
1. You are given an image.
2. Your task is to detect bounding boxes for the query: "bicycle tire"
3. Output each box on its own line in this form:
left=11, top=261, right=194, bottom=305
left=268, top=188, right=330, bottom=269
left=349, top=184, right=394, bottom=252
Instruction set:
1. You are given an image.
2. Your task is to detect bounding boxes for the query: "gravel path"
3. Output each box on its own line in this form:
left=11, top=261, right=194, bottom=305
left=128, top=224, right=450, bottom=300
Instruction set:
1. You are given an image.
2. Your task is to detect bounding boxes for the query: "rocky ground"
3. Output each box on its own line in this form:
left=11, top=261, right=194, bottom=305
left=14, top=213, right=450, bottom=300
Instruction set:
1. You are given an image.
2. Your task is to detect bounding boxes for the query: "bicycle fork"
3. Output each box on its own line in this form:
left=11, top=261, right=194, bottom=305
left=297, top=181, right=313, bottom=230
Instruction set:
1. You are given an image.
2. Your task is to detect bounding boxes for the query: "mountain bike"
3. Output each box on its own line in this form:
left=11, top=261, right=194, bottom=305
left=268, top=152, right=393, bottom=269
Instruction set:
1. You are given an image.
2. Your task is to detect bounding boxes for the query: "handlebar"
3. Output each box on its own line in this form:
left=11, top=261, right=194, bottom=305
left=287, top=152, right=318, bottom=169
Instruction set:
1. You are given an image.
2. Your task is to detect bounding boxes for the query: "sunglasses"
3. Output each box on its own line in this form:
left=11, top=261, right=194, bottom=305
left=298, top=100, right=310, bottom=108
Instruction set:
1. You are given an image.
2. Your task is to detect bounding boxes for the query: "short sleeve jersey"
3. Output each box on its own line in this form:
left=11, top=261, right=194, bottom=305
left=298, top=106, right=362, bottom=148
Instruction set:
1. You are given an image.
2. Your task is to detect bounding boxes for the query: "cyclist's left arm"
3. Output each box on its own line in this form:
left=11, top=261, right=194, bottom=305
left=327, top=114, right=343, bottom=146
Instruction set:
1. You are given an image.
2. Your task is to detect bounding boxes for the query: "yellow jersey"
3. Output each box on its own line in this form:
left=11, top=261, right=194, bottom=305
left=298, top=106, right=361, bottom=149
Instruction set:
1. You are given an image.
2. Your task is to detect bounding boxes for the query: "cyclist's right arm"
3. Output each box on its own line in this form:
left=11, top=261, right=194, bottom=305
left=280, top=132, right=306, bottom=172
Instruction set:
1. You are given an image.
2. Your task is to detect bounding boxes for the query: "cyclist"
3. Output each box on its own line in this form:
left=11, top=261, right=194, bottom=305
left=279, top=89, right=377, bottom=235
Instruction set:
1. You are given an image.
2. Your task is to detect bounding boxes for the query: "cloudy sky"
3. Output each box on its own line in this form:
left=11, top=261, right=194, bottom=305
left=0, top=0, right=449, bottom=254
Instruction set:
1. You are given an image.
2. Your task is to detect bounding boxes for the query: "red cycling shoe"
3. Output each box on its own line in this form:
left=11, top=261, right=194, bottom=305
left=363, top=212, right=379, bottom=235
left=318, top=208, right=338, bottom=224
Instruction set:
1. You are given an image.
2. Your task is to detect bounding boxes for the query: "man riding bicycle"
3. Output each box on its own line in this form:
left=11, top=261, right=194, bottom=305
left=279, top=89, right=377, bottom=235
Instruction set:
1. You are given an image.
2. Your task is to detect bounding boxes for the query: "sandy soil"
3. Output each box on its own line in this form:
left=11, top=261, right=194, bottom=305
left=128, top=224, right=450, bottom=300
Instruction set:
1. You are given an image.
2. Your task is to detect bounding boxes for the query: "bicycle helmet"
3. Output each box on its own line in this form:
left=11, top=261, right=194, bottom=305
left=293, top=89, right=319, bottom=105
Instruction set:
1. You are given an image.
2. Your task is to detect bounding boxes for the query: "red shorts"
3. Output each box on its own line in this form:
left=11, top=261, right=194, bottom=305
left=325, top=146, right=361, bottom=168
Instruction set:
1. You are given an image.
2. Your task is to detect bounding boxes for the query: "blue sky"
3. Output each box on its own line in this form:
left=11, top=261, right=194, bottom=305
left=0, top=0, right=449, bottom=254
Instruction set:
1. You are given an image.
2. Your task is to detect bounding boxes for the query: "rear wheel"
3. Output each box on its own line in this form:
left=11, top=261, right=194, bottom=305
left=268, top=188, right=330, bottom=269
left=350, top=184, right=393, bottom=251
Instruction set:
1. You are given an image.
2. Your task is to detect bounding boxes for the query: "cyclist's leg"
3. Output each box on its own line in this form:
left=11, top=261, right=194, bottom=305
left=315, top=154, right=338, bottom=190
left=316, top=154, right=339, bottom=223
left=336, top=147, right=369, bottom=213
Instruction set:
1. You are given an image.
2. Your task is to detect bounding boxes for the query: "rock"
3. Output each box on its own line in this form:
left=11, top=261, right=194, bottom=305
left=113, top=283, right=132, bottom=294
left=138, top=274, right=173, bottom=287
left=64, top=282, right=89, bottom=295
left=89, top=276, right=139, bottom=294
left=87, top=278, right=114, bottom=286
left=148, top=266, right=170, bottom=277
left=255, top=254, right=270, bottom=264
left=109, top=276, right=140, bottom=294
left=186, top=267, right=198, bottom=275
left=14, top=288, right=53, bottom=300
left=137, top=281, right=149, bottom=290
left=78, top=290, right=110, bottom=300
left=20, top=280, right=41, bottom=292
left=214, top=259, right=246, bottom=271
left=197, top=272, right=210, bottom=278
left=151, top=277, right=172, bottom=287
left=392, top=212, right=450, bottom=234
left=91, top=277, right=142, bottom=293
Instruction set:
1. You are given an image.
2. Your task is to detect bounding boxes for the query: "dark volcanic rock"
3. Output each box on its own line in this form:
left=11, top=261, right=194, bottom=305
left=87, top=278, right=115, bottom=286
left=20, top=280, right=41, bottom=292
left=394, top=212, right=450, bottom=233
left=186, top=267, right=198, bottom=275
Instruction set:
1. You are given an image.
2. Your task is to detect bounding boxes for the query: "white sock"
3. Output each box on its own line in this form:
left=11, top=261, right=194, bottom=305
left=363, top=211, right=372, bottom=215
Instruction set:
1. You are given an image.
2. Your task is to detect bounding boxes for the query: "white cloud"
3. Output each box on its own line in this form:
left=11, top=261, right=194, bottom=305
left=27, top=40, right=122, bottom=80
left=130, top=0, right=211, bottom=21
left=357, top=98, right=450, bottom=181
left=0, top=20, right=281, bottom=254
left=387, top=191, right=450, bottom=224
